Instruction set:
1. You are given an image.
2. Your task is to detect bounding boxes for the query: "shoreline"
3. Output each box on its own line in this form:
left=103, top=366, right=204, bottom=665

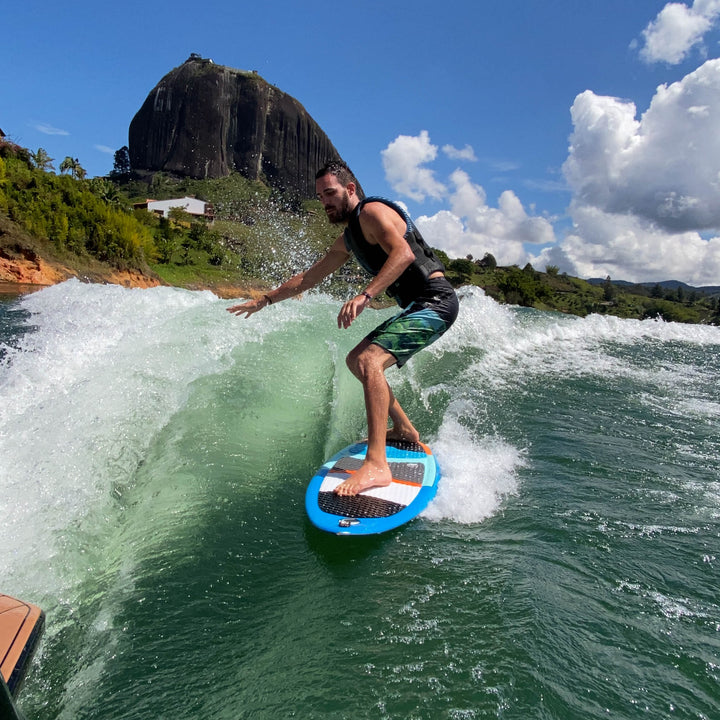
left=0, top=282, right=48, bottom=296
left=0, top=276, right=261, bottom=300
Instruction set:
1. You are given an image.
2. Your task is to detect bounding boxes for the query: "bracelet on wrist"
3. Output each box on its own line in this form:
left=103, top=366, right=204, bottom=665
left=263, top=294, right=273, bottom=305
left=361, top=291, right=373, bottom=301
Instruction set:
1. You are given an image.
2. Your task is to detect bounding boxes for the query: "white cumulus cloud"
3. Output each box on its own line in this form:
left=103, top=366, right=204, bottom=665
left=381, top=130, right=446, bottom=202
left=416, top=170, right=555, bottom=266
left=381, top=132, right=558, bottom=268
left=640, top=0, right=720, bottom=64
left=380, top=67, right=720, bottom=285
left=553, top=58, right=720, bottom=283
left=442, top=143, right=478, bottom=161
left=565, top=59, right=720, bottom=230
left=531, top=207, right=720, bottom=285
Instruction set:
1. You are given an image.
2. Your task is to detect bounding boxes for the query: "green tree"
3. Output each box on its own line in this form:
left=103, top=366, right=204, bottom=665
left=59, top=156, right=86, bottom=179
left=478, top=252, right=497, bottom=270
left=59, top=156, right=76, bottom=175
left=712, top=300, right=720, bottom=325
left=1, top=142, right=154, bottom=265
left=498, top=266, right=537, bottom=306
left=30, top=148, right=54, bottom=172
left=154, top=217, right=178, bottom=263
left=168, top=206, right=193, bottom=225
left=433, top=247, right=451, bottom=267
left=150, top=172, right=175, bottom=197
left=449, top=257, right=475, bottom=282
left=89, top=177, right=121, bottom=204
left=112, top=146, right=131, bottom=177
left=49, top=212, right=69, bottom=245
left=603, top=276, right=616, bottom=301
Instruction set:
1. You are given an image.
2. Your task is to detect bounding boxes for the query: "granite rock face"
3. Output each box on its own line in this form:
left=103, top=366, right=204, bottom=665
left=129, top=56, right=342, bottom=198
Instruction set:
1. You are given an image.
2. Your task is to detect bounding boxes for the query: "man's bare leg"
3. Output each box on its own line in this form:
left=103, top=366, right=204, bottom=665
left=386, top=385, right=421, bottom=443
left=334, top=342, right=414, bottom=496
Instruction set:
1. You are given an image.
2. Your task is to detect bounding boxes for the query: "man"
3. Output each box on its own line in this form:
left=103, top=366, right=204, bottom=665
left=227, top=160, right=458, bottom=496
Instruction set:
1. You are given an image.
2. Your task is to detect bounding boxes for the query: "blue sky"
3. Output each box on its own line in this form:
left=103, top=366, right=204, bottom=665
left=4, top=1, right=720, bottom=284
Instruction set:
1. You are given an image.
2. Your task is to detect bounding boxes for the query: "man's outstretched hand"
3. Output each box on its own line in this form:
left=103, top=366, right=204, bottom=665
left=227, top=297, right=267, bottom=318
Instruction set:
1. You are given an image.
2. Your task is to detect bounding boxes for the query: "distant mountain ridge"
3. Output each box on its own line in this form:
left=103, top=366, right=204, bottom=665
left=588, top=278, right=720, bottom=296
left=128, top=55, right=344, bottom=199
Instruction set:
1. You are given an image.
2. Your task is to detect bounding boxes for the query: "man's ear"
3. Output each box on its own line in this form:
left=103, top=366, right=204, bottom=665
left=346, top=181, right=356, bottom=198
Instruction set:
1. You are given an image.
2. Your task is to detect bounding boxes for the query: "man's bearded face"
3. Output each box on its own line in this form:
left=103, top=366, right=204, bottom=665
left=316, top=175, right=353, bottom=224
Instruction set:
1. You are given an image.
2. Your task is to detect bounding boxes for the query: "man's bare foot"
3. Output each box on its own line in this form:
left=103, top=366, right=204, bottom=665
left=385, top=425, right=421, bottom=444
left=334, top=461, right=393, bottom=496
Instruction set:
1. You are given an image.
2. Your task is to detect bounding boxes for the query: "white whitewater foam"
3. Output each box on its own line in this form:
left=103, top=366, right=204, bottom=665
left=444, top=287, right=720, bottom=396
left=423, top=414, right=526, bottom=524
left=0, top=280, right=259, bottom=596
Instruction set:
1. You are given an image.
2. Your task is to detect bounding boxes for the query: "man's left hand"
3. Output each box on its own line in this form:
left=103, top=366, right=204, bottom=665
left=337, top=294, right=371, bottom=329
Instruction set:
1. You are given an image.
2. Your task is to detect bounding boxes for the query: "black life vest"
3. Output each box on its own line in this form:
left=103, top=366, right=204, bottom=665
left=343, top=197, right=445, bottom=307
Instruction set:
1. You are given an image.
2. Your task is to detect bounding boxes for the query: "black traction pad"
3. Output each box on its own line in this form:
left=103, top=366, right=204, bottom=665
left=318, top=491, right=406, bottom=518
left=386, top=439, right=426, bottom=453
left=331, top=457, right=425, bottom=485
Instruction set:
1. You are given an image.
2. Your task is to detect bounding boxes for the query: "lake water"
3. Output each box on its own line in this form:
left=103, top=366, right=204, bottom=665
left=1, top=279, right=719, bottom=719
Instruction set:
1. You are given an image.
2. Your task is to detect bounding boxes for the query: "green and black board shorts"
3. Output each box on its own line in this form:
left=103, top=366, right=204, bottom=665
left=366, top=277, right=459, bottom=367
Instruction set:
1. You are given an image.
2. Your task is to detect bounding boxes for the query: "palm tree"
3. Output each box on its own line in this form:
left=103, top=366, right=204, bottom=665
left=30, top=147, right=55, bottom=172
left=89, top=177, right=121, bottom=204
left=59, top=156, right=77, bottom=175
left=59, top=156, right=87, bottom=180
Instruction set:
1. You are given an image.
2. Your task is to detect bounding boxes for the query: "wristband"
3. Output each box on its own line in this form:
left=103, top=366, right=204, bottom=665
left=361, top=291, right=373, bottom=301
left=263, top=294, right=273, bottom=305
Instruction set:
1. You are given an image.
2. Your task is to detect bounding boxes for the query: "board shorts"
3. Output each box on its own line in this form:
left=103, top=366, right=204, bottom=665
left=366, top=277, right=459, bottom=367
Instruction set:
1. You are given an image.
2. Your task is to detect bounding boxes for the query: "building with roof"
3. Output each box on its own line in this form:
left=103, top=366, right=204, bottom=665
left=134, top=196, right=213, bottom=221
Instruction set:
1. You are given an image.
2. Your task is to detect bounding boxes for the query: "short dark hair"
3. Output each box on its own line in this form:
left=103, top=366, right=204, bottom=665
left=316, top=159, right=364, bottom=199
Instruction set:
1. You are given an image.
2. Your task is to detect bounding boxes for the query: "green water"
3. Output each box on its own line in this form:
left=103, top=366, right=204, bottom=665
left=1, top=281, right=718, bottom=719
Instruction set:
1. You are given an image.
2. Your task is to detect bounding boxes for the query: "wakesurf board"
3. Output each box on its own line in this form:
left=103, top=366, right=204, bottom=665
left=305, top=439, right=440, bottom=535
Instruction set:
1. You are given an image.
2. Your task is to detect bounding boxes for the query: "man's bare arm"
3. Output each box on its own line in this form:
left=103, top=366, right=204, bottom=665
left=227, top=235, right=350, bottom=317
left=337, top=204, right=415, bottom=329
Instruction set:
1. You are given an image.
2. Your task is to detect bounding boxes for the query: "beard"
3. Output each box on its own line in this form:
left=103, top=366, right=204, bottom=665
left=326, top=192, right=351, bottom=224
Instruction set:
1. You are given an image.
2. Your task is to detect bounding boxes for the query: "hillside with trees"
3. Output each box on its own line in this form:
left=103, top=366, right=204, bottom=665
left=441, top=254, right=720, bottom=324
left=1, top=139, right=157, bottom=283
left=1, top=137, right=719, bottom=324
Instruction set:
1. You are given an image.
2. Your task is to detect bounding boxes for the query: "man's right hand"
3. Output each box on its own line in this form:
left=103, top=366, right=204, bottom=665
left=227, top=296, right=269, bottom=318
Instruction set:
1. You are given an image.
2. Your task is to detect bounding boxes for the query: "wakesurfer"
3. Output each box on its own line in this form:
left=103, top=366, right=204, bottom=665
left=227, top=160, right=458, bottom=496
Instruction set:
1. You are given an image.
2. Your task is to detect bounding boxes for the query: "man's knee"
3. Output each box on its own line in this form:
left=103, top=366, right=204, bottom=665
left=347, top=347, right=373, bottom=381
left=347, top=343, right=392, bottom=382
left=346, top=348, right=360, bottom=377
left=346, top=339, right=372, bottom=377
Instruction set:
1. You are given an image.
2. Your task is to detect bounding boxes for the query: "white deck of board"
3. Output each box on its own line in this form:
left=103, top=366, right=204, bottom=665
left=319, top=471, right=420, bottom=506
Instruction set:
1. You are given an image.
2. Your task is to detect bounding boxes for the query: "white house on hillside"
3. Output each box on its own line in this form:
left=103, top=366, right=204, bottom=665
left=134, top=196, right=213, bottom=221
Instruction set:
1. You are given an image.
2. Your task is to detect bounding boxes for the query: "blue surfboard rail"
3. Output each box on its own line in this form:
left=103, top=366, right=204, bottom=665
left=305, top=440, right=440, bottom=535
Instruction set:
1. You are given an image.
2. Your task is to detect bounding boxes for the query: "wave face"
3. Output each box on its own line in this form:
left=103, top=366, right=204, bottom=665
left=2, top=280, right=719, bottom=719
